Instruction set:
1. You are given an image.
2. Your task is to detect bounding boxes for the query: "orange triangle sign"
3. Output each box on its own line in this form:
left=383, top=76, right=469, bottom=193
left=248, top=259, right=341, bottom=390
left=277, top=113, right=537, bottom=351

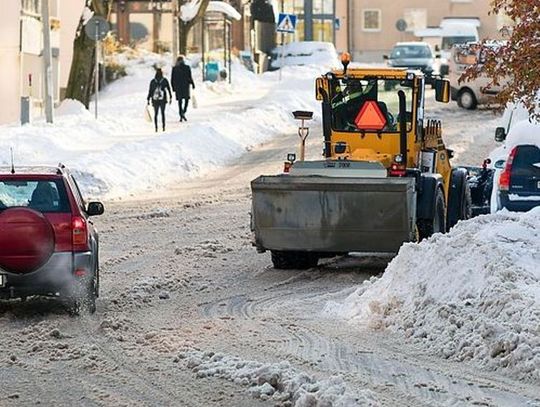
left=354, top=101, right=387, bottom=130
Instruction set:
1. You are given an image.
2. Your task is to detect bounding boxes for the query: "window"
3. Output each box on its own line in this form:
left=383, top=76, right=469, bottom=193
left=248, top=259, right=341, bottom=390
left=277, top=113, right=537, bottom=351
left=329, top=78, right=414, bottom=133
left=0, top=179, right=70, bottom=213
left=21, top=0, right=41, bottom=15
left=442, top=36, right=477, bottom=50
left=313, top=19, right=333, bottom=41
left=511, top=145, right=540, bottom=178
left=390, top=44, right=432, bottom=59
left=313, top=0, right=333, bottom=15
left=282, top=0, right=303, bottom=15
left=362, top=9, right=381, bottom=32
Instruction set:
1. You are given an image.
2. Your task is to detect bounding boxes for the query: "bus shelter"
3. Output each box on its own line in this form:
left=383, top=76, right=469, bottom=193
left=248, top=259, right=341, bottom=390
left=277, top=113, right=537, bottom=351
left=201, top=1, right=241, bottom=83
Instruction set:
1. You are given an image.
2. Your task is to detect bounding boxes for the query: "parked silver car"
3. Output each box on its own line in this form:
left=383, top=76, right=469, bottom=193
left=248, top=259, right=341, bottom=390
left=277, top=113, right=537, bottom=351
left=384, top=42, right=439, bottom=83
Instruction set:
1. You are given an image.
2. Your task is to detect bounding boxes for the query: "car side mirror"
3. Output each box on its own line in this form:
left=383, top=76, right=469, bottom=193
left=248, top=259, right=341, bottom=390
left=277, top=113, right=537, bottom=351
left=495, top=127, right=507, bottom=142
left=87, top=201, right=105, bottom=216
left=494, top=159, right=505, bottom=169
left=383, top=55, right=389, bottom=60
left=434, top=79, right=450, bottom=103
left=439, top=64, right=449, bottom=76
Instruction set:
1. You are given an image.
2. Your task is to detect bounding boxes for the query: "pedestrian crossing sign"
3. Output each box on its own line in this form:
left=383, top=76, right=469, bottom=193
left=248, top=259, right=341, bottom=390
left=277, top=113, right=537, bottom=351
left=277, top=13, right=297, bottom=33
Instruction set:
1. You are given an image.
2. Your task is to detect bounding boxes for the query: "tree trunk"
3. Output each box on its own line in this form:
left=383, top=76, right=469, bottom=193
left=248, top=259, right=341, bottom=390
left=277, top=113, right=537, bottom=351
left=178, top=17, right=189, bottom=56
left=65, top=0, right=111, bottom=108
left=178, top=0, right=210, bottom=56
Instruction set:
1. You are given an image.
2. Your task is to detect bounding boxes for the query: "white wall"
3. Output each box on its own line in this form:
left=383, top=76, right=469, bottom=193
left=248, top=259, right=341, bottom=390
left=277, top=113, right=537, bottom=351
left=59, top=0, right=85, bottom=90
left=0, top=2, right=23, bottom=124
left=0, top=0, right=85, bottom=124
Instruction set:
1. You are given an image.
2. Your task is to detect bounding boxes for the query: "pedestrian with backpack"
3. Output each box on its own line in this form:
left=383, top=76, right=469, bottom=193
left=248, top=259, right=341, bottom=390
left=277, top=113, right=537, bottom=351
left=171, top=55, right=195, bottom=122
left=147, top=68, right=172, bottom=132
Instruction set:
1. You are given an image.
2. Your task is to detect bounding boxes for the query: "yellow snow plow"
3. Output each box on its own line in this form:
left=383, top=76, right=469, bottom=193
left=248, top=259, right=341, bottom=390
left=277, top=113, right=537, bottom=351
left=251, top=54, right=473, bottom=269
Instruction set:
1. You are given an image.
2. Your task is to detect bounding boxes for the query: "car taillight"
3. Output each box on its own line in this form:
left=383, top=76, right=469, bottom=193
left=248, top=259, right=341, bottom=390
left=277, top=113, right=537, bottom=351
left=499, top=147, right=517, bottom=191
left=72, top=216, right=89, bottom=251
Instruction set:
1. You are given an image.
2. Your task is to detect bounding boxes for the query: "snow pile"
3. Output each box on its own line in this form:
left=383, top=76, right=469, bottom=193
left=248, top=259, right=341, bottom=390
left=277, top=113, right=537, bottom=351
left=326, top=208, right=540, bottom=383
left=0, top=51, right=325, bottom=199
left=272, top=41, right=340, bottom=68
left=182, top=349, right=379, bottom=406
left=490, top=119, right=540, bottom=163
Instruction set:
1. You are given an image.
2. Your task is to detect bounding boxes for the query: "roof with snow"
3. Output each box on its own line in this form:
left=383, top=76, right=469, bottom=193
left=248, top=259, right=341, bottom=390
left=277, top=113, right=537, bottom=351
left=206, top=1, right=241, bottom=20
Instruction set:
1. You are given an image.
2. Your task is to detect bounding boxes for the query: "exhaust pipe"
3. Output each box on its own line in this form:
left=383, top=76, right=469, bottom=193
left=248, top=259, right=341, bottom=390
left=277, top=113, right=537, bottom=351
left=398, top=90, right=407, bottom=164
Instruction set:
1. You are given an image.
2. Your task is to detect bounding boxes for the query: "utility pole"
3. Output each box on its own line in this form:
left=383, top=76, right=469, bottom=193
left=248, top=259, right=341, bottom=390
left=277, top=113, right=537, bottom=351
left=94, top=20, right=100, bottom=119
left=41, top=0, right=54, bottom=123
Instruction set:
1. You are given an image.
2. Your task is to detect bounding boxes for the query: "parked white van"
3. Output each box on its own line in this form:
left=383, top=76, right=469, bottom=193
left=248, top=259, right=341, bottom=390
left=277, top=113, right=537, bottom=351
left=447, top=42, right=503, bottom=110
left=440, top=20, right=479, bottom=61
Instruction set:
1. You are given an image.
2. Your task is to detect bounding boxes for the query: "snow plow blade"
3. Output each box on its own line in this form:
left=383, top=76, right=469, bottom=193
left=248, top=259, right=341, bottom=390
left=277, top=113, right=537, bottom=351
left=251, top=176, right=417, bottom=254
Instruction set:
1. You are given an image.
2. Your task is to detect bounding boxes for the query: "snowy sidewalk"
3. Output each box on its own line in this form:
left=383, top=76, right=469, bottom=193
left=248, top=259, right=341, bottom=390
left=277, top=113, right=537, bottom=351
left=0, top=52, right=328, bottom=200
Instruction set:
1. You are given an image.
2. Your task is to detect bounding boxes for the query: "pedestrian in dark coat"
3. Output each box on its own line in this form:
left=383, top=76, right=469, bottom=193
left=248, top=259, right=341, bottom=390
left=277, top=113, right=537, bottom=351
left=171, top=55, right=195, bottom=122
left=147, top=68, right=172, bottom=132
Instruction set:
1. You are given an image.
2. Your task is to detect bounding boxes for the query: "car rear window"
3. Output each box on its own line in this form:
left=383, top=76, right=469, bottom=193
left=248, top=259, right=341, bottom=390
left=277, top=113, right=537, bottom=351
left=390, top=45, right=432, bottom=59
left=512, top=145, right=540, bottom=177
left=0, top=179, right=70, bottom=213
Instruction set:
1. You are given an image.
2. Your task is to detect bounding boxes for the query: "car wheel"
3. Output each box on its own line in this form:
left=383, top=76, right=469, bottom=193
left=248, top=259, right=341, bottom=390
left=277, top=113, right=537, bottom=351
left=68, top=280, right=97, bottom=316
left=457, top=89, right=477, bottom=110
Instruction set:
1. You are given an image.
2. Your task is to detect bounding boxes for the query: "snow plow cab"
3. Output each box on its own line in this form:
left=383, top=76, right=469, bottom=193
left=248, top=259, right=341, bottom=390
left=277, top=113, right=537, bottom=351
left=251, top=57, right=476, bottom=269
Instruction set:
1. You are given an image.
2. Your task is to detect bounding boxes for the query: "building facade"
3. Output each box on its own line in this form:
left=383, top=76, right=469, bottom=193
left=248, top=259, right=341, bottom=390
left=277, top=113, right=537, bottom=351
left=279, top=1, right=339, bottom=44
left=0, top=0, right=85, bottom=125
left=346, top=0, right=504, bottom=61
left=277, top=0, right=504, bottom=61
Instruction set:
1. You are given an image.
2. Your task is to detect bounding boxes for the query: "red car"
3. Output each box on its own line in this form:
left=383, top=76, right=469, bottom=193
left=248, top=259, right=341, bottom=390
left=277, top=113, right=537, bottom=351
left=0, top=165, right=104, bottom=314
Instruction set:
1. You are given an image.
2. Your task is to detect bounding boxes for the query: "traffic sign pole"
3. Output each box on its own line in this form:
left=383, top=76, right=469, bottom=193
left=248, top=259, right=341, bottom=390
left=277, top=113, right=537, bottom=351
left=84, top=16, right=110, bottom=120
left=276, top=13, right=297, bottom=82
left=279, top=32, right=284, bottom=81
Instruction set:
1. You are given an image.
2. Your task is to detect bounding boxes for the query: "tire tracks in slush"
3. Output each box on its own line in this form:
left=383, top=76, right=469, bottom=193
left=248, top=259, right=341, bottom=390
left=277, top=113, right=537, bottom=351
left=196, top=268, right=540, bottom=407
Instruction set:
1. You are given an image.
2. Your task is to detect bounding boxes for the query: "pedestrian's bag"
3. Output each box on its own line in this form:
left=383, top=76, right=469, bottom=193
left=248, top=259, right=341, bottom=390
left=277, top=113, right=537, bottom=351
left=144, top=104, right=153, bottom=122
left=152, top=79, right=165, bottom=101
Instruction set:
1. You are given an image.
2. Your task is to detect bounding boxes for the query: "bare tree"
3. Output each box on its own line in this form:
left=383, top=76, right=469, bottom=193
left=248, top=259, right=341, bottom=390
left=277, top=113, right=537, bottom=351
left=177, top=0, right=210, bottom=55
left=461, top=0, right=540, bottom=119
left=65, top=0, right=111, bottom=108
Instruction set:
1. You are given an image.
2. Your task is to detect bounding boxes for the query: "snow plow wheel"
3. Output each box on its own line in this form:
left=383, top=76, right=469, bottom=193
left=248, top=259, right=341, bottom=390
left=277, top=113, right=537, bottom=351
left=271, top=251, right=319, bottom=270
left=447, top=169, right=473, bottom=230
left=418, top=187, right=446, bottom=240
